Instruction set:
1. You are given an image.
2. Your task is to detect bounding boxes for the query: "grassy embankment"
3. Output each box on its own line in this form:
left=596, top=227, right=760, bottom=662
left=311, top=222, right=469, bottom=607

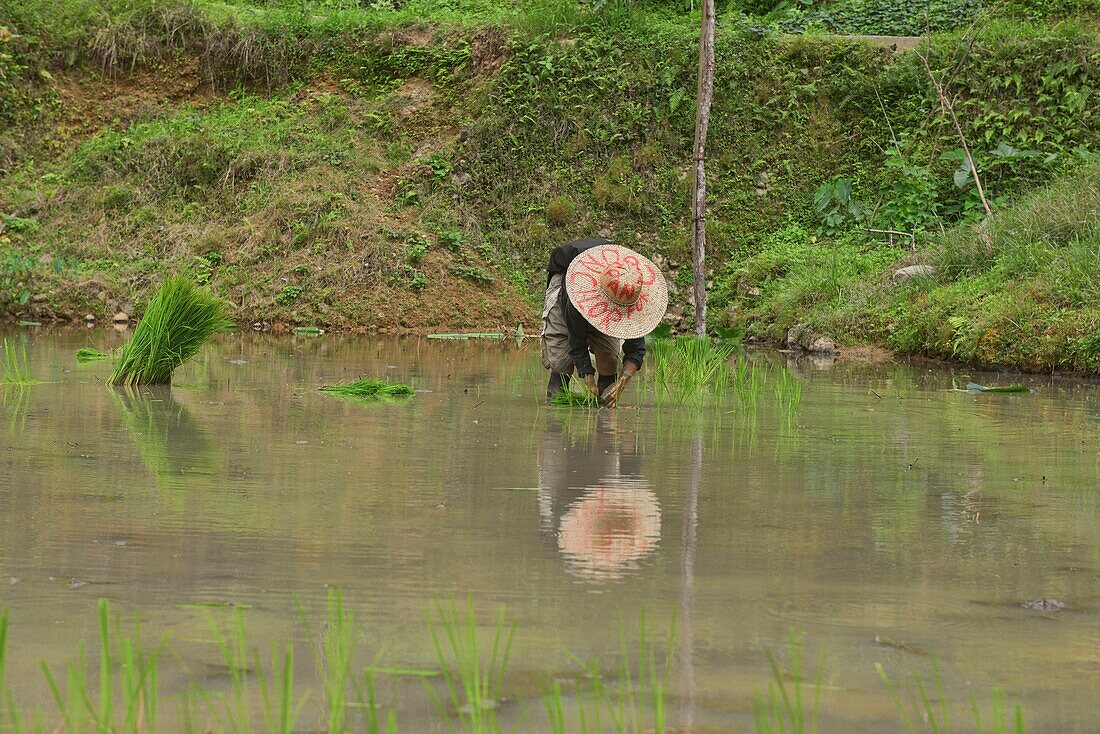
left=729, top=163, right=1100, bottom=373
left=0, top=0, right=1097, bottom=369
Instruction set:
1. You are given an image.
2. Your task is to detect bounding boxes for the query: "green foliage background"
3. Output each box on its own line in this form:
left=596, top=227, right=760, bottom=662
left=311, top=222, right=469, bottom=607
left=0, top=0, right=1098, bottom=371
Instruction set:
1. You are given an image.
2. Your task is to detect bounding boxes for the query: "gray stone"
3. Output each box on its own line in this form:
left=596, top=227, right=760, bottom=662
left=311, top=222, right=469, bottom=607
left=112, top=312, right=129, bottom=323
left=892, top=264, right=935, bottom=284
left=84, top=313, right=95, bottom=322
left=1021, top=598, right=1066, bottom=611
left=786, top=324, right=837, bottom=355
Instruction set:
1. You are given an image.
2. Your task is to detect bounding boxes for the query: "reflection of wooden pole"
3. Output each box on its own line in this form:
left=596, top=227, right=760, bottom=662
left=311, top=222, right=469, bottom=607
left=679, top=435, right=701, bottom=729
left=691, top=0, right=715, bottom=336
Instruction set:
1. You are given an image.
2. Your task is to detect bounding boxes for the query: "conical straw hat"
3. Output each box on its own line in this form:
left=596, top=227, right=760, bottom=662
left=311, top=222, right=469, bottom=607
left=564, top=244, right=669, bottom=340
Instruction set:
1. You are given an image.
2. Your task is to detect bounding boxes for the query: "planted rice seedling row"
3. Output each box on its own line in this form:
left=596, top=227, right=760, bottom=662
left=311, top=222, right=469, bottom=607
left=1, top=339, right=37, bottom=386
left=636, top=337, right=804, bottom=416
left=75, top=347, right=111, bottom=363
left=0, top=596, right=1025, bottom=734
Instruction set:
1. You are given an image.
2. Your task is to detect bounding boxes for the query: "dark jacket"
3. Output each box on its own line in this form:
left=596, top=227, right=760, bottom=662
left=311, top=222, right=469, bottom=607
left=547, top=239, right=646, bottom=377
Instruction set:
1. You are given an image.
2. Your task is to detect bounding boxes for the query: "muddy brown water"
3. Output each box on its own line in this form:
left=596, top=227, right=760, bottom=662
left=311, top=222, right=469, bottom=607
left=2, top=330, right=1099, bottom=731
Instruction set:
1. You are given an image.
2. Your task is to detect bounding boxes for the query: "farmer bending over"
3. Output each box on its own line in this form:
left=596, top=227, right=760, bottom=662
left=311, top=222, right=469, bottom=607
left=542, top=238, right=668, bottom=407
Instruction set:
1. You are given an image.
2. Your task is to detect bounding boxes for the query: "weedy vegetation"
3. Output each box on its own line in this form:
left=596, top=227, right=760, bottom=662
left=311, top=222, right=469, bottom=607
left=108, top=276, right=233, bottom=386
left=2, top=0, right=1096, bottom=373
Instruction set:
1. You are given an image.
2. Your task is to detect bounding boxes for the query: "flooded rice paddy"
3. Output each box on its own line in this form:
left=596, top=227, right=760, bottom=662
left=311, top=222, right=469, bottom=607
left=2, top=329, right=1099, bottom=731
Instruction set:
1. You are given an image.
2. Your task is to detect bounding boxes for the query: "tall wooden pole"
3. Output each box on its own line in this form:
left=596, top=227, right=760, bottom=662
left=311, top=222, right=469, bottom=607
left=691, top=0, right=715, bottom=336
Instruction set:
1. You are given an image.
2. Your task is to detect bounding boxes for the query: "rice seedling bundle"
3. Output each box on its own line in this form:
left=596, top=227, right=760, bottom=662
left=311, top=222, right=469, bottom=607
left=108, top=276, right=233, bottom=386
left=550, top=387, right=599, bottom=408
left=549, top=376, right=600, bottom=407
left=319, top=379, right=415, bottom=397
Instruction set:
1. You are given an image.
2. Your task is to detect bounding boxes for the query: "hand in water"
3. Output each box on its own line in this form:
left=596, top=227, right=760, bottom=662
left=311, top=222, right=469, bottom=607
left=584, top=374, right=600, bottom=399
left=600, top=363, right=637, bottom=408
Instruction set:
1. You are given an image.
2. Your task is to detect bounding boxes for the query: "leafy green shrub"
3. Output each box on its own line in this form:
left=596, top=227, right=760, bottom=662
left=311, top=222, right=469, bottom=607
left=0, top=249, right=35, bottom=307
left=437, top=230, right=465, bottom=252
left=773, top=0, right=984, bottom=36
left=447, top=263, right=494, bottom=285
left=998, top=0, right=1098, bottom=21
left=423, top=153, right=452, bottom=182
left=1, top=215, right=38, bottom=234
left=192, top=255, right=214, bottom=285
left=275, top=285, right=303, bottom=305
left=813, top=178, right=866, bottom=235
left=407, top=236, right=429, bottom=263
left=875, top=148, right=941, bottom=232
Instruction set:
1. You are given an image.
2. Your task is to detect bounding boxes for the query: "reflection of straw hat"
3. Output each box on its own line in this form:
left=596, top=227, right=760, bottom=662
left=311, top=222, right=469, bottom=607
left=557, top=485, right=661, bottom=582
left=565, top=244, right=668, bottom=340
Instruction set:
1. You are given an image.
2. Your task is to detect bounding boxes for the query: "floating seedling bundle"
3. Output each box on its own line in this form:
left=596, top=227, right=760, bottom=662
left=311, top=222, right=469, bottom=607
left=319, top=379, right=414, bottom=398
left=75, top=347, right=111, bottom=363
left=108, top=276, right=233, bottom=386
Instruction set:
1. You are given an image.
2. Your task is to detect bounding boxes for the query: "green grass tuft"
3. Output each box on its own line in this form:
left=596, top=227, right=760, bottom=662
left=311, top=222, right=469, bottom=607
left=319, top=379, right=415, bottom=397
left=75, top=347, right=111, bottom=363
left=108, top=276, right=232, bottom=386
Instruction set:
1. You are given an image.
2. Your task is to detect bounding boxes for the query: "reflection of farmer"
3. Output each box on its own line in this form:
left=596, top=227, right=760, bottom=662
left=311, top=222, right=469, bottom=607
left=538, top=413, right=661, bottom=582
left=542, top=239, right=668, bottom=406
